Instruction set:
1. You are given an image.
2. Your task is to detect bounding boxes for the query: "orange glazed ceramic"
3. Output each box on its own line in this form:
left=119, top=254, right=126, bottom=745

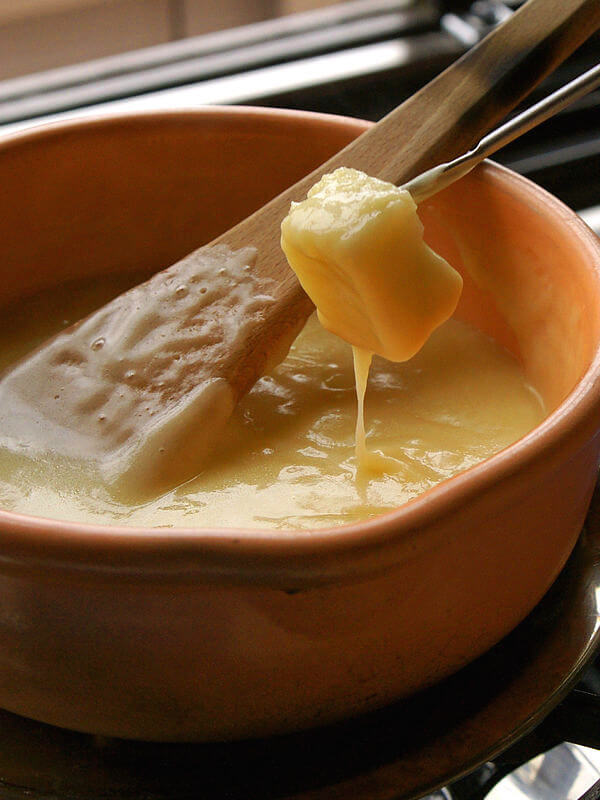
left=0, top=108, right=599, bottom=741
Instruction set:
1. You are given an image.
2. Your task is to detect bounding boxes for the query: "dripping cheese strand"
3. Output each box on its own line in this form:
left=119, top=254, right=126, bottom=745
left=352, top=345, right=372, bottom=467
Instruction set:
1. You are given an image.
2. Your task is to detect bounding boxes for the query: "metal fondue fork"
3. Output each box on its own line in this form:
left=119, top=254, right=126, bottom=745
left=404, top=61, right=600, bottom=203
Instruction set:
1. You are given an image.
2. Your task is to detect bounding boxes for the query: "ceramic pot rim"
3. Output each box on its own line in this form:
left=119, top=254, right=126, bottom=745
left=0, top=107, right=599, bottom=586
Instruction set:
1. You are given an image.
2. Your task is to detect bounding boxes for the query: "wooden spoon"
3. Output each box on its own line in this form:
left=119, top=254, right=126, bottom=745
left=1, top=0, right=599, bottom=498
left=208, top=0, right=600, bottom=402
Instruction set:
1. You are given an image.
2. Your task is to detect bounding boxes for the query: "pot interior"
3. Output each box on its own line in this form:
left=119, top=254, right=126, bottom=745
left=0, top=111, right=599, bottom=435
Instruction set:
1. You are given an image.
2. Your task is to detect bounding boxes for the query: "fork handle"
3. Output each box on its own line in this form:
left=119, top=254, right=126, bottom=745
left=340, top=0, right=600, bottom=187
left=405, top=60, right=600, bottom=202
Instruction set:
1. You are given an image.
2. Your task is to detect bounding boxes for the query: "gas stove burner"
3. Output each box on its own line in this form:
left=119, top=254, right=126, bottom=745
left=0, top=488, right=599, bottom=800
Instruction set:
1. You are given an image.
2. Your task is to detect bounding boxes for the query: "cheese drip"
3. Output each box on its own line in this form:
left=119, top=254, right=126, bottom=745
left=353, top=346, right=371, bottom=464
left=281, top=167, right=463, bottom=468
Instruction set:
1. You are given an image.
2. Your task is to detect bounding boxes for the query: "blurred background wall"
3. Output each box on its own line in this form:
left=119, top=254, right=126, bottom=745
left=0, top=0, right=344, bottom=80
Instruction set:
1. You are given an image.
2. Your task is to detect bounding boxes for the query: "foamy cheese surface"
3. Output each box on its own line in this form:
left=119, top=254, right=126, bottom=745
left=0, top=277, right=544, bottom=530
left=0, top=244, right=275, bottom=499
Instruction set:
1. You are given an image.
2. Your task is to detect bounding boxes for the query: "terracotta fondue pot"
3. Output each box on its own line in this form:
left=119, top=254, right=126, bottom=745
left=0, top=108, right=599, bottom=742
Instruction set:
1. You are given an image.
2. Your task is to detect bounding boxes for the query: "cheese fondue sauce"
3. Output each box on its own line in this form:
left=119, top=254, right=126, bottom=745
left=0, top=275, right=544, bottom=530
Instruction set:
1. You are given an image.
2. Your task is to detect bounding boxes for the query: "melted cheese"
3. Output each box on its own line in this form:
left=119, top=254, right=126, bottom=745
left=0, top=278, right=545, bottom=530
left=0, top=168, right=545, bottom=528
left=281, top=167, right=463, bottom=361
left=281, top=167, right=463, bottom=466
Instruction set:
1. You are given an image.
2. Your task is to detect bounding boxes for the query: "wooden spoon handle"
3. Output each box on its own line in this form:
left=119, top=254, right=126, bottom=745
left=213, top=0, right=600, bottom=400
left=345, top=0, right=600, bottom=185
left=405, top=61, right=600, bottom=203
